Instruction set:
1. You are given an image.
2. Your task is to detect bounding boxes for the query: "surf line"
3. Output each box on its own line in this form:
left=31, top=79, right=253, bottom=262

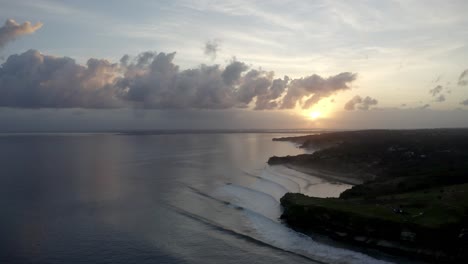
left=166, top=203, right=327, bottom=264
left=260, top=168, right=302, bottom=192
left=242, top=171, right=290, bottom=193
left=224, top=183, right=279, bottom=204
left=267, top=165, right=324, bottom=186
left=187, top=186, right=279, bottom=223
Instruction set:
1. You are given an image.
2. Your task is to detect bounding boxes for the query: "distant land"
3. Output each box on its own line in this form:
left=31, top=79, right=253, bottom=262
left=269, top=129, right=468, bottom=262
left=0, top=128, right=334, bottom=135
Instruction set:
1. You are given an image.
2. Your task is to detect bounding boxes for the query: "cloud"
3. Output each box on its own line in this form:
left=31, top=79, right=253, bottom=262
left=344, top=96, right=362, bottom=111
left=458, top=69, right=468, bottom=86
left=281, top=72, right=357, bottom=109
left=254, top=75, right=289, bottom=110
left=118, top=52, right=238, bottom=109
left=429, top=85, right=443, bottom=96
left=434, top=94, right=445, bottom=102
left=221, top=60, right=248, bottom=85
left=236, top=69, right=273, bottom=107
left=0, top=50, right=357, bottom=110
left=0, top=50, right=122, bottom=108
left=344, top=95, right=378, bottom=110
left=461, top=99, right=468, bottom=106
left=420, top=104, right=431, bottom=110
left=360, top=96, right=378, bottom=110
left=429, top=85, right=446, bottom=103
left=204, top=40, right=219, bottom=60
left=0, top=19, right=43, bottom=49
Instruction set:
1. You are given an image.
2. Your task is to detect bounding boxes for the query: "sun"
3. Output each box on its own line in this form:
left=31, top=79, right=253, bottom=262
left=309, top=111, right=321, bottom=120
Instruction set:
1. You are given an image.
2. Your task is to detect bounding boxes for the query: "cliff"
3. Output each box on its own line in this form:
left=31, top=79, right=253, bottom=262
left=280, top=185, right=468, bottom=262
left=272, top=129, right=468, bottom=262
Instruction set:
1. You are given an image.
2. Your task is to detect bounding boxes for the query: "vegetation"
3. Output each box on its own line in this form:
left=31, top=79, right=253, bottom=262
left=273, top=129, right=468, bottom=262
left=270, top=129, right=468, bottom=197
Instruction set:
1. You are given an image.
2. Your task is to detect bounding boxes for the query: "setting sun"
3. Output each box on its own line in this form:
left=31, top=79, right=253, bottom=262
left=309, top=111, right=321, bottom=120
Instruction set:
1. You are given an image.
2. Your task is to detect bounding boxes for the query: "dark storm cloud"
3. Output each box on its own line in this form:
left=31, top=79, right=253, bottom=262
left=280, top=72, right=357, bottom=109
left=429, top=85, right=443, bottom=96
left=458, top=69, right=468, bottom=86
left=344, top=95, right=378, bottom=111
left=204, top=40, right=219, bottom=60
left=0, top=50, right=357, bottom=109
left=0, top=19, right=42, bottom=49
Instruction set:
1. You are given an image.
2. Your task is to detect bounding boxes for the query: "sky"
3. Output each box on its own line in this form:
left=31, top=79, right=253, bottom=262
left=0, top=0, right=467, bottom=131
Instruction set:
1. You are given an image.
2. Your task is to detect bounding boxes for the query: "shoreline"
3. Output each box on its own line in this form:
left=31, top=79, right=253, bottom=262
left=279, top=164, right=364, bottom=186
left=271, top=129, right=468, bottom=262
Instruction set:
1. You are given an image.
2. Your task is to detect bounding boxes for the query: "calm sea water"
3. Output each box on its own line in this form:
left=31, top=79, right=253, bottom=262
left=0, top=133, right=395, bottom=264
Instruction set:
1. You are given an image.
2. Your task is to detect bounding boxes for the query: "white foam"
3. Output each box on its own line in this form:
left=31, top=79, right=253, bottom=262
left=266, top=165, right=353, bottom=197
left=246, top=210, right=392, bottom=264
left=239, top=166, right=390, bottom=263
left=215, top=183, right=281, bottom=221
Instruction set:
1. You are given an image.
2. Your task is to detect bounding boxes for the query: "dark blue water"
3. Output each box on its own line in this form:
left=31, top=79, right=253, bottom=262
left=0, top=133, right=393, bottom=263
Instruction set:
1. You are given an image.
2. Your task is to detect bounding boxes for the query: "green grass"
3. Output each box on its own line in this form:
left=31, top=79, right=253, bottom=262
left=283, top=183, right=468, bottom=229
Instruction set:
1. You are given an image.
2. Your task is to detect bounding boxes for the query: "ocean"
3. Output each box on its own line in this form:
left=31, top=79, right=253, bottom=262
left=0, top=132, right=398, bottom=263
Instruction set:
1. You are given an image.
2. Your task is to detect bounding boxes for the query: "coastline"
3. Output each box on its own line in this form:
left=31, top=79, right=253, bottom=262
left=271, top=129, right=468, bottom=262
left=279, top=164, right=364, bottom=185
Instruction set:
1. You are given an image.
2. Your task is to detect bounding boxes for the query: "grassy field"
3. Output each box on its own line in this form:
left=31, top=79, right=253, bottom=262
left=282, top=183, right=468, bottom=229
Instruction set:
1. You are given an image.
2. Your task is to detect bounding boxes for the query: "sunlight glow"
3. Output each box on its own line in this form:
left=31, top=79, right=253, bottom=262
left=309, top=111, right=321, bottom=120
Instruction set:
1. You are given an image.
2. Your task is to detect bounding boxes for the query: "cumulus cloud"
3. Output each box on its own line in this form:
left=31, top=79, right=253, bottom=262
left=458, top=69, right=468, bottom=86
left=0, top=50, right=122, bottom=108
left=344, top=95, right=378, bottom=110
left=254, top=76, right=289, bottom=110
left=221, top=60, right=248, bottom=86
left=204, top=40, right=219, bottom=60
left=0, top=19, right=43, bottom=49
left=118, top=52, right=238, bottom=109
left=281, top=72, right=357, bottom=109
left=429, top=85, right=443, bottom=96
left=0, top=50, right=357, bottom=110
